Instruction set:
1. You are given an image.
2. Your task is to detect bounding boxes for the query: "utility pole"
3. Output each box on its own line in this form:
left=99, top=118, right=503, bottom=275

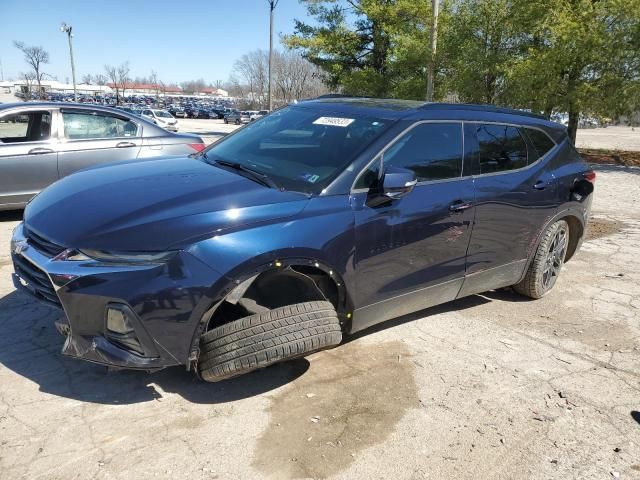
left=426, top=0, right=439, bottom=102
left=60, top=22, right=78, bottom=102
left=0, top=57, right=4, bottom=81
left=267, top=0, right=279, bottom=111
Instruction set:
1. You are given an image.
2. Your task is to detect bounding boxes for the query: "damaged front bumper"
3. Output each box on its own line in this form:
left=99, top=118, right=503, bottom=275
left=11, top=222, right=222, bottom=371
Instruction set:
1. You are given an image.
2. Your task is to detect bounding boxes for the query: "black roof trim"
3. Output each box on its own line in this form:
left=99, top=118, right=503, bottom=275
left=419, top=102, right=547, bottom=120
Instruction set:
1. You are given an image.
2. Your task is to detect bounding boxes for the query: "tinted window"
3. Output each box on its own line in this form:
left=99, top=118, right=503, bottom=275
left=476, top=124, right=527, bottom=173
left=525, top=128, right=556, bottom=160
left=205, top=106, right=390, bottom=193
left=355, top=122, right=463, bottom=189
left=383, top=123, right=462, bottom=182
left=0, top=111, right=51, bottom=143
left=62, top=112, right=138, bottom=139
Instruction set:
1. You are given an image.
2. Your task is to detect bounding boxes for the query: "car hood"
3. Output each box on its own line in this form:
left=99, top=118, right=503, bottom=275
left=24, top=157, right=309, bottom=251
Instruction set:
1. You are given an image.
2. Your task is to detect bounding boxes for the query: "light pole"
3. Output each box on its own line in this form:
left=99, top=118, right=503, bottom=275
left=267, top=0, right=279, bottom=111
left=60, top=22, right=77, bottom=102
left=426, top=0, right=439, bottom=102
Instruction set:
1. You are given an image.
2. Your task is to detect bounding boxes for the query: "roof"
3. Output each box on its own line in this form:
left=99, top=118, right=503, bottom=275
left=298, top=96, right=565, bottom=131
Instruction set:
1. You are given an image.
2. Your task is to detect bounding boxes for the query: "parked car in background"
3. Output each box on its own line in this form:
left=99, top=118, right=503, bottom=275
left=169, top=106, right=187, bottom=118
left=140, top=109, right=179, bottom=132
left=9, top=98, right=594, bottom=382
left=224, top=110, right=251, bottom=125
left=0, top=102, right=204, bottom=210
left=250, top=110, right=269, bottom=121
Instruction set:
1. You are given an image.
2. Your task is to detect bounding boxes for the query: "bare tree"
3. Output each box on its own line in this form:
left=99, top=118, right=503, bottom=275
left=104, top=62, right=130, bottom=104
left=117, top=62, right=131, bottom=99
left=232, top=49, right=327, bottom=107
left=13, top=41, right=49, bottom=99
left=94, top=73, right=107, bottom=86
left=81, top=74, right=93, bottom=84
left=19, top=72, right=36, bottom=101
left=149, top=70, right=161, bottom=99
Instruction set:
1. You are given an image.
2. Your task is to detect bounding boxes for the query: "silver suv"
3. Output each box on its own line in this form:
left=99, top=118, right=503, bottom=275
left=0, top=102, right=204, bottom=210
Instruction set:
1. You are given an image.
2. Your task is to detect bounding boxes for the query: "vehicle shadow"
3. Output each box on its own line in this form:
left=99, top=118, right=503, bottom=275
left=0, top=289, right=309, bottom=405
left=632, top=411, right=640, bottom=425
left=590, top=163, right=640, bottom=176
left=0, top=287, right=520, bottom=406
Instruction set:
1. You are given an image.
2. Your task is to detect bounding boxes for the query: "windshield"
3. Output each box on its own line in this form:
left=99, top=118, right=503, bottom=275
left=154, top=110, right=173, bottom=118
left=202, top=105, right=391, bottom=193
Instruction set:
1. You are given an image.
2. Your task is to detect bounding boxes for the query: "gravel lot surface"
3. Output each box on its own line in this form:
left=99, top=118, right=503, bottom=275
left=0, top=120, right=639, bottom=479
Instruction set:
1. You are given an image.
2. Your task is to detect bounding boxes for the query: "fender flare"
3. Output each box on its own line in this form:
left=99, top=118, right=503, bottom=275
left=515, top=207, right=587, bottom=285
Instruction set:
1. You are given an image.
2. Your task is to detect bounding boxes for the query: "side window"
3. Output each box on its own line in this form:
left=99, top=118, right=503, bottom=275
left=384, top=122, right=463, bottom=182
left=355, top=122, right=463, bottom=189
left=0, top=111, right=51, bottom=143
left=476, top=124, right=527, bottom=173
left=524, top=128, right=556, bottom=161
left=62, top=112, right=138, bottom=140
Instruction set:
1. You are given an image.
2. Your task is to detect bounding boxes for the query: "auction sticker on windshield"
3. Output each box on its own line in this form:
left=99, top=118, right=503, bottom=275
left=313, top=116, right=355, bottom=127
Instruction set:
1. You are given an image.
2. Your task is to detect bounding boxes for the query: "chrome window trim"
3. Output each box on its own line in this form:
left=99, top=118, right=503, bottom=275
left=350, top=120, right=466, bottom=193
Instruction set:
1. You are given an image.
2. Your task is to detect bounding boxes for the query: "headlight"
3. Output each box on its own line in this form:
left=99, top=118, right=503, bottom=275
left=55, top=248, right=176, bottom=265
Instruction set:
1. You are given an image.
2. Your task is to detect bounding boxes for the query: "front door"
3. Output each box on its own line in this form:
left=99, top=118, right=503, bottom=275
left=0, top=109, right=58, bottom=207
left=57, top=109, right=142, bottom=178
left=351, top=121, right=475, bottom=332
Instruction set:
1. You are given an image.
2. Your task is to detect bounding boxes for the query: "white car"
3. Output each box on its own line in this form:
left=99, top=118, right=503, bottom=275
left=141, top=109, right=178, bottom=132
left=250, top=110, right=269, bottom=121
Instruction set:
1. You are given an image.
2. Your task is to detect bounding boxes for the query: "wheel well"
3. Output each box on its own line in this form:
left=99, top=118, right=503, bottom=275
left=205, top=265, right=344, bottom=332
left=561, top=215, right=584, bottom=262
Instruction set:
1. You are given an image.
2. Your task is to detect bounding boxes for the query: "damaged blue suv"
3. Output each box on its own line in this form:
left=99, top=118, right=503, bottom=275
left=10, top=98, right=595, bottom=381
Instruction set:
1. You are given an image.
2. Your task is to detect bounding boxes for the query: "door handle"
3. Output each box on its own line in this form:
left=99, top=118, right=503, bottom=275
left=449, top=200, right=473, bottom=212
left=533, top=180, right=547, bottom=190
left=116, top=141, right=136, bottom=148
left=28, top=147, right=54, bottom=155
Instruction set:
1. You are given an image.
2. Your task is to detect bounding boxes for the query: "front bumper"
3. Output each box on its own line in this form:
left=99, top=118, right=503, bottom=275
left=10, top=223, right=221, bottom=371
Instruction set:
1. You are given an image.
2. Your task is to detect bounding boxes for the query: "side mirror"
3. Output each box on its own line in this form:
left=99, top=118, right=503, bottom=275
left=382, top=166, right=417, bottom=200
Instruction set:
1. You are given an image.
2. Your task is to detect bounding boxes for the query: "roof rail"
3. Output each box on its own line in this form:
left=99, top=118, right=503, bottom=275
left=313, top=94, right=371, bottom=99
left=419, top=102, right=547, bottom=120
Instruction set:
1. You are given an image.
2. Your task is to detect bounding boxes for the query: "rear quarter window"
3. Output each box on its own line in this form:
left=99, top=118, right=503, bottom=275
left=524, top=128, right=556, bottom=161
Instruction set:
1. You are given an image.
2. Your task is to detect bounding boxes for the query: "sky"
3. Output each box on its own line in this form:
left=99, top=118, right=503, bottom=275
left=0, top=0, right=310, bottom=85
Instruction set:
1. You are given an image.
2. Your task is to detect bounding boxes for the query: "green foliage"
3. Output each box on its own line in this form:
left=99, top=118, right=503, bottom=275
left=285, top=0, right=640, bottom=138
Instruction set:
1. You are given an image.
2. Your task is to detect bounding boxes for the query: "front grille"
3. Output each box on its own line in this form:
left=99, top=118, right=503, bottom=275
left=24, top=228, right=66, bottom=257
left=12, top=254, right=62, bottom=308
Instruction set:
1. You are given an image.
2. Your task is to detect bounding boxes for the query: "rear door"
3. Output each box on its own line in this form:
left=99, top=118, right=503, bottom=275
left=459, top=122, right=560, bottom=297
left=0, top=108, right=58, bottom=207
left=57, top=108, right=143, bottom=177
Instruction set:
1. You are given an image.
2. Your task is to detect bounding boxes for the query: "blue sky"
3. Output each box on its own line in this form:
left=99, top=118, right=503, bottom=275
left=0, top=0, right=310, bottom=85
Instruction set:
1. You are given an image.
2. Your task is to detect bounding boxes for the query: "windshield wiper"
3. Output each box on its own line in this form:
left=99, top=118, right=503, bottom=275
left=214, top=159, right=279, bottom=189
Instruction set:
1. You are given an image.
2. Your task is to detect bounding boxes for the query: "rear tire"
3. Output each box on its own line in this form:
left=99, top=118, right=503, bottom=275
left=197, top=301, right=342, bottom=382
left=513, top=220, right=569, bottom=299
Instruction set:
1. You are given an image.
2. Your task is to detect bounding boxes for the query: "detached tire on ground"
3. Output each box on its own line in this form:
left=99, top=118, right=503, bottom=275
left=198, top=301, right=342, bottom=382
left=513, top=219, right=570, bottom=299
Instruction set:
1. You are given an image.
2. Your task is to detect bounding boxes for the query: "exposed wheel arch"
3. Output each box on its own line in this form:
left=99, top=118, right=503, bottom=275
left=187, top=259, right=353, bottom=365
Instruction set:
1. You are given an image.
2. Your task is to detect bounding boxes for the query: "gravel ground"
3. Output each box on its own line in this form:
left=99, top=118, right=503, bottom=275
left=0, top=163, right=639, bottom=479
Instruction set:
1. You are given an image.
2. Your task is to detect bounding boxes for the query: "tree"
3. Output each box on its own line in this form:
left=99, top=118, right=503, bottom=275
left=13, top=41, right=50, bottom=99
left=104, top=62, right=130, bottom=104
left=230, top=49, right=328, bottom=107
left=81, top=74, right=94, bottom=84
left=506, top=0, right=640, bottom=142
left=94, top=73, right=107, bottom=86
left=19, top=72, right=36, bottom=100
